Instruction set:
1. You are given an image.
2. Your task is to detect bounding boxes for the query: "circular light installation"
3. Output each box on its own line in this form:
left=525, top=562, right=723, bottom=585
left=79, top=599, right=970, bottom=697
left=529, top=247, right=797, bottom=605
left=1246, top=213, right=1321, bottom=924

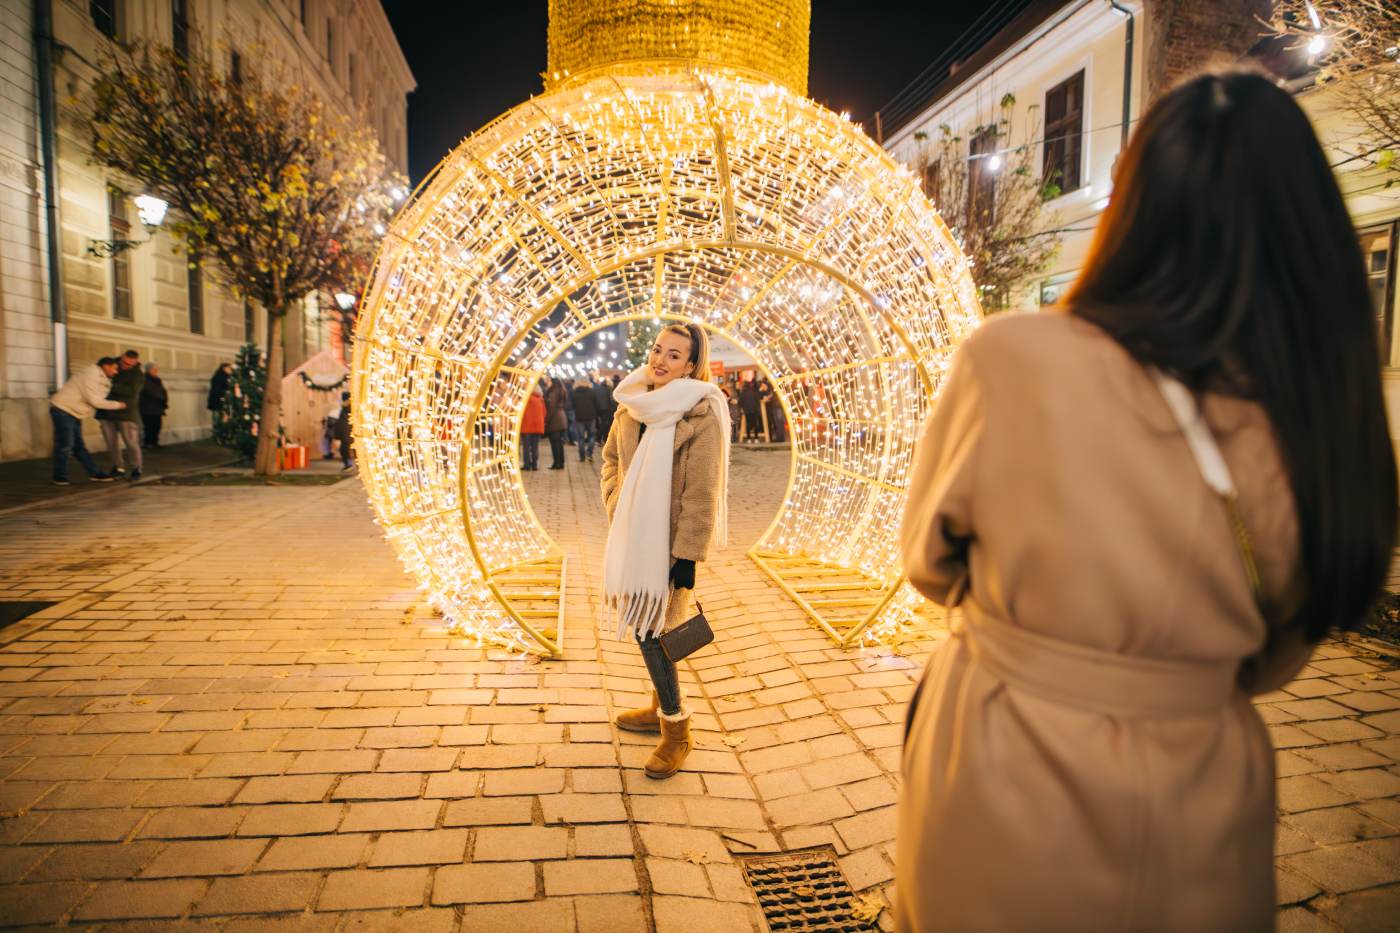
left=353, top=16, right=980, bottom=655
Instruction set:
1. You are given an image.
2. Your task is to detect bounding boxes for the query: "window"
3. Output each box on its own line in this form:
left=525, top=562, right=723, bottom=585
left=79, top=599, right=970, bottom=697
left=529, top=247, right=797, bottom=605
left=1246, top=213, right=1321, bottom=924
left=348, top=51, right=357, bottom=97
left=326, top=17, right=334, bottom=66
left=90, top=0, right=119, bottom=39
left=230, top=49, right=243, bottom=85
left=187, top=261, right=204, bottom=334
left=969, top=126, right=998, bottom=222
left=1039, top=272, right=1076, bottom=307
left=1360, top=224, right=1397, bottom=363
left=1043, top=71, right=1085, bottom=195
left=299, top=0, right=307, bottom=22
left=108, top=188, right=133, bottom=321
left=243, top=299, right=256, bottom=343
left=172, top=0, right=190, bottom=59
left=921, top=160, right=940, bottom=200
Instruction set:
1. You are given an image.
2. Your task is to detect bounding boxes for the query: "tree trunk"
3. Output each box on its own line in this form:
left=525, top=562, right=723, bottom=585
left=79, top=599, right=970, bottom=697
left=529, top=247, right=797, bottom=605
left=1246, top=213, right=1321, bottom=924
left=254, top=309, right=285, bottom=476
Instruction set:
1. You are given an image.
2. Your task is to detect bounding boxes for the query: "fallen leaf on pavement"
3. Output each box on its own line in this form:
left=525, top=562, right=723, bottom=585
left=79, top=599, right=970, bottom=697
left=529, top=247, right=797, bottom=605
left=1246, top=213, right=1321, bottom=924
left=852, top=892, right=885, bottom=924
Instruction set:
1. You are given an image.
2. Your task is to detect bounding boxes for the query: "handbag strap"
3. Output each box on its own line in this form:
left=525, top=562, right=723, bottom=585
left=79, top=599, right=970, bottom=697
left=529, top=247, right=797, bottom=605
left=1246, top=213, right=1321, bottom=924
left=1151, top=370, right=1263, bottom=605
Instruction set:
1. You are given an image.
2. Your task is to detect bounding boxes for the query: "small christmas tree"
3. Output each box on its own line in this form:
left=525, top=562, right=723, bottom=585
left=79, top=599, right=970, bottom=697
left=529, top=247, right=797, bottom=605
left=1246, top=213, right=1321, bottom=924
left=626, top=318, right=662, bottom=369
left=216, top=343, right=267, bottom=460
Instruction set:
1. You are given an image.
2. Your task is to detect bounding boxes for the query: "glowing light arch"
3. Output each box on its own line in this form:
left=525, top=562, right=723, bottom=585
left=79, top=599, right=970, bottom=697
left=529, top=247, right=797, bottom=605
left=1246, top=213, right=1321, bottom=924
left=353, top=61, right=981, bottom=655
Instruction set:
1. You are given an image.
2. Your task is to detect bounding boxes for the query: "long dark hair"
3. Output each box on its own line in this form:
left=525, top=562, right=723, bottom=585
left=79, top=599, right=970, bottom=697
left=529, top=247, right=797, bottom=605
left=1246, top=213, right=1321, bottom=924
left=1066, top=69, right=1396, bottom=642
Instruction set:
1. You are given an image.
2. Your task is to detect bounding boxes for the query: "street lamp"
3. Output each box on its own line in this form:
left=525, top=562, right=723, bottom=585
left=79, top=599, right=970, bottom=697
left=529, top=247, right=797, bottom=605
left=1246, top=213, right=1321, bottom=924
left=87, top=193, right=169, bottom=258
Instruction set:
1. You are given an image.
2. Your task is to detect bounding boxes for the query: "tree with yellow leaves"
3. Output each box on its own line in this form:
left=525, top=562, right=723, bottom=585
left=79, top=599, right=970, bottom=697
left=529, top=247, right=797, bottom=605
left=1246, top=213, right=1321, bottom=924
left=85, top=40, right=403, bottom=474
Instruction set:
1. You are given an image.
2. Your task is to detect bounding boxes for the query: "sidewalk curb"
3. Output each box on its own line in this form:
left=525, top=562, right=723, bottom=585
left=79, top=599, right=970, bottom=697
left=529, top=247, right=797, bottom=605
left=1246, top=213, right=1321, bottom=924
left=0, top=456, right=243, bottom=519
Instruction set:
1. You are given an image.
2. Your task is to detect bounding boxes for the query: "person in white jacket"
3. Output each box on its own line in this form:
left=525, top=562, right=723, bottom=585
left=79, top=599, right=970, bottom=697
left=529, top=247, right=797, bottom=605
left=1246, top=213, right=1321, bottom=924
left=49, top=357, right=125, bottom=485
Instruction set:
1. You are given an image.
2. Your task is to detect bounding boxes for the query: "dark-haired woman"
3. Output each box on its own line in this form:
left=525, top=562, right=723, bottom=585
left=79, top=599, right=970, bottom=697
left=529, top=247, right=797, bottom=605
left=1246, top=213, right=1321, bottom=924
left=897, top=69, right=1396, bottom=931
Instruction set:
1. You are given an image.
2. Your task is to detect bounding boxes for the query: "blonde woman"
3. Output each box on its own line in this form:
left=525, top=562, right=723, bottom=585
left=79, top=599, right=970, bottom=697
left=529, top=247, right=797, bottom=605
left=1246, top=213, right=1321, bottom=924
left=600, top=322, right=730, bottom=778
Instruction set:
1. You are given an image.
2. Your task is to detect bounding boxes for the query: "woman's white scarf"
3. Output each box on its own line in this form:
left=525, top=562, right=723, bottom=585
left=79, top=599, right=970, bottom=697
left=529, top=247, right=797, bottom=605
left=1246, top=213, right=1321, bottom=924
left=603, top=367, right=731, bottom=640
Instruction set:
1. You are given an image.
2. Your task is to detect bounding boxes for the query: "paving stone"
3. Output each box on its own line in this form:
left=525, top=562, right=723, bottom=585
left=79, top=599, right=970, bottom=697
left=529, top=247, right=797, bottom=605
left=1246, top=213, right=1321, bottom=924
left=0, top=880, right=89, bottom=924
left=369, top=829, right=469, bottom=866
left=443, top=796, right=534, bottom=826
left=450, top=899, right=575, bottom=931
left=543, top=858, right=639, bottom=895
left=339, top=907, right=458, bottom=933
left=27, top=808, right=144, bottom=843
left=1282, top=843, right=1397, bottom=893
left=340, top=799, right=440, bottom=832
left=142, top=839, right=268, bottom=877
left=1315, top=882, right=1400, bottom=932
left=474, top=826, right=568, bottom=861
left=647, top=857, right=710, bottom=897
left=319, top=867, right=429, bottom=910
left=1277, top=775, right=1356, bottom=812
left=136, top=778, right=245, bottom=807
left=542, top=792, right=628, bottom=824
left=482, top=768, right=565, bottom=796
left=230, top=774, right=334, bottom=804
left=574, top=893, right=649, bottom=933
left=432, top=862, right=536, bottom=904
left=25, top=841, right=163, bottom=882
left=257, top=833, right=372, bottom=871
left=377, top=747, right=458, bottom=772
left=193, top=872, right=321, bottom=916
left=575, top=824, right=636, bottom=857
left=651, top=895, right=761, bottom=932
left=237, top=803, right=344, bottom=836
left=73, top=878, right=206, bottom=920
left=137, top=805, right=248, bottom=838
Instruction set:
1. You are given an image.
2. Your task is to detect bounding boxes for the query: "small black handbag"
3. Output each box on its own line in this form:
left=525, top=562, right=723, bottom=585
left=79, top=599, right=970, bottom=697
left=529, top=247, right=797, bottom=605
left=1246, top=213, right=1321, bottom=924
left=658, top=599, right=714, bottom=662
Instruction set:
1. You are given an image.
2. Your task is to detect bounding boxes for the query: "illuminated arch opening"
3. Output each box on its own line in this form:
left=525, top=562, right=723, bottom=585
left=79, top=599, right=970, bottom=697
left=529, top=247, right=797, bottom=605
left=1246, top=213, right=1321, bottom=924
left=353, top=64, right=981, bottom=655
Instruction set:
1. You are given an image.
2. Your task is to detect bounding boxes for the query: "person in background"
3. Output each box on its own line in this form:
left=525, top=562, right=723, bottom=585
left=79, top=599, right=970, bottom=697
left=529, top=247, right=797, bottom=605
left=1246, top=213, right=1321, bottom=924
left=759, top=377, right=782, bottom=443
left=895, top=70, right=1397, bottom=931
left=564, top=379, right=578, bottom=446
left=593, top=373, right=616, bottom=446
left=573, top=377, right=599, bottom=463
left=334, top=390, right=355, bottom=472
left=544, top=375, right=568, bottom=470
left=722, top=382, right=741, bottom=443
left=139, top=363, right=169, bottom=449
left=739, top=376, right=762, bottom=442
left=98, top=349, right=145, bottom=480
left=207, top=362, right=232, bottom=430
left=521, top=383, right=545, bottom=471
left=48, top=357, right=123, bottom=486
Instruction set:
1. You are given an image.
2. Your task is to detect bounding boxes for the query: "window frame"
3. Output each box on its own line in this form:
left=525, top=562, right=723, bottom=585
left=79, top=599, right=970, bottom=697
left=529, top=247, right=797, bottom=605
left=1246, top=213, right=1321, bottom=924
left=107, top=188, right=133, bottom=321
left=1042, top=69, right=1086, bottom=196
left=187, top=260, right=205, bottom=335
left=1359, top=222, right=1398, bottom=366
left=968, top=126, right=998, bottom=224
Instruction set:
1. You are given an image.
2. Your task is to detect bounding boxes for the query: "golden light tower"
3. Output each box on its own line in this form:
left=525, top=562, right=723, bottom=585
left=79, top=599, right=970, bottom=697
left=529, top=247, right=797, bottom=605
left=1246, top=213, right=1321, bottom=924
left=353, top=0, right=981, bottom=655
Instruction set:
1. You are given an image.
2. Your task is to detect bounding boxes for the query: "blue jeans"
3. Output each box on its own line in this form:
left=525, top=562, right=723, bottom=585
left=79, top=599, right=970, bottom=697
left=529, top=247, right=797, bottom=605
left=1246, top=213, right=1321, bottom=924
left=577, top=420, right=596, bottom=461
left=50, top=407, right=100, bottom=481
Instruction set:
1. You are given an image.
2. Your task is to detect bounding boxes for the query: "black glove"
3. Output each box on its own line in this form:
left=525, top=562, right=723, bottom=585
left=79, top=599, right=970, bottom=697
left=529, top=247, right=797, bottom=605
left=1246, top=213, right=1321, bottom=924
left=669, top=558, right=696, bottom=591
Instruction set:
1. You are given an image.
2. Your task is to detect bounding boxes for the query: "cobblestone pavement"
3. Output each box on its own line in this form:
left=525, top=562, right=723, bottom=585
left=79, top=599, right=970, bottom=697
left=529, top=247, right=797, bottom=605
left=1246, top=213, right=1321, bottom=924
left=0, top=448, right=1397, bottom=930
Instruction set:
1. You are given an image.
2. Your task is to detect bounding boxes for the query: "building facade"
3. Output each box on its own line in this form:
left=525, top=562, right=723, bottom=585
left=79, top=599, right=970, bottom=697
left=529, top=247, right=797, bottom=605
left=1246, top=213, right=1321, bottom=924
left=881, top=0, right=1400, bottom=470
left=0, top=0, right=413, bottom=462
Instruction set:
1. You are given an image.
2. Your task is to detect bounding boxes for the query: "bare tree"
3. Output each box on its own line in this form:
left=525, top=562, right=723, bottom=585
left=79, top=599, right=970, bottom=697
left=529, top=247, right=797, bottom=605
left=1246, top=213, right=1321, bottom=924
left=913, top=94, right=1063, bottom=310
left=85, top=40, right=402, bottom=473
left=1268, top=0, right=1400, bottom=184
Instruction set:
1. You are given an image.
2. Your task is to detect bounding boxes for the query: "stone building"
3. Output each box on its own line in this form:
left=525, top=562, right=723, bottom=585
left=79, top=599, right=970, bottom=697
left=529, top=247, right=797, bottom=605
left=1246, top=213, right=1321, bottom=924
left=0, top=0, right=413, bottom=461
left=880, top=0, right=1400, bottom=471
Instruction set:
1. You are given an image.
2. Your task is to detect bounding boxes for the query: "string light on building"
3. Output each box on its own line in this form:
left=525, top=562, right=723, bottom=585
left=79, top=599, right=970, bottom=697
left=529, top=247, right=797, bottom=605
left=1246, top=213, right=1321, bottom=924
left=352, top=0, right=982, bottom=655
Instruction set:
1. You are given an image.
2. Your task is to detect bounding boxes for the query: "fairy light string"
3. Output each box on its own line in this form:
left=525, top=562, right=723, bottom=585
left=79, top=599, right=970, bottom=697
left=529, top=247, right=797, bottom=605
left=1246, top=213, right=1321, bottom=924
left=353, top=0, right=982, bottom=652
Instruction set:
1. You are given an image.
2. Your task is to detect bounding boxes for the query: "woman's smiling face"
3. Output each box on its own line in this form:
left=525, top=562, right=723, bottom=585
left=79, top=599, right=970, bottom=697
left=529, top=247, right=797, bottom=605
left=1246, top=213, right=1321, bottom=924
left=648, top=329, right=695, bottom=387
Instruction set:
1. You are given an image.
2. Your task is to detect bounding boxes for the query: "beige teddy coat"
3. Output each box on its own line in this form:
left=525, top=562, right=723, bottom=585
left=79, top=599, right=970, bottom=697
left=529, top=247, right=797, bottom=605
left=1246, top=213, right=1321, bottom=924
left=896, top=312, right=1313, bottom=932
left=600, top=400, right=724, bottom=632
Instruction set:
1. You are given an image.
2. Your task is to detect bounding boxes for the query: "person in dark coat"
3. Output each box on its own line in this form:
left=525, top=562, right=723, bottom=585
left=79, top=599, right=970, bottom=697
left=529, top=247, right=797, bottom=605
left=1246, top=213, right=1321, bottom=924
left=593, top=375, right=616, bottom=445
left=739, top=378, right=762, bottom=442
left=335, top=391, right=355, bottom=470
left=207, top=362, right=232, bottom=430
left=544, top=376, right=568, bottom=470
left=760, top=377, right=784, bottom=443
left=139, top=363, right=169, bottom=448
left=98, top=350, right=145, bottom=478
left=572, top=377, right=599, bottom=463
left=520, top=385, right=546, bottom=471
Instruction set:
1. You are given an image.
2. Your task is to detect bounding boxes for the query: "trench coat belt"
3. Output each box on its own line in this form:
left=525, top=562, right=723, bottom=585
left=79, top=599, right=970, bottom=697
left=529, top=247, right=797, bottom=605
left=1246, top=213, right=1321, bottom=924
left=952, top=608, right=1240, bottom=718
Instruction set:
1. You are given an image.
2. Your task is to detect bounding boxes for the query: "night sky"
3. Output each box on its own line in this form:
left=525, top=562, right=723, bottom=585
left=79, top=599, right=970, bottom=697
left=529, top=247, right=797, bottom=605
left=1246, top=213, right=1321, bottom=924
left=380, top=1, right=1037, bottom=184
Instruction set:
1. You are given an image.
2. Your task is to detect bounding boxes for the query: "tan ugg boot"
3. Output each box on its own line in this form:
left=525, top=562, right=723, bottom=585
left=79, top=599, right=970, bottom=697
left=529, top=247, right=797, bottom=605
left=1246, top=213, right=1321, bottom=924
left=644, top=709, right=692, bottom=779
left=615, top=691, right=661, bottom=734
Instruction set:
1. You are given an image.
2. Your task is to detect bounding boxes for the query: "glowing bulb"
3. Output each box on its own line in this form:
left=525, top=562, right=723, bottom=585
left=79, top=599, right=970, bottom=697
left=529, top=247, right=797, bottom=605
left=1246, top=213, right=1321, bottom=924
left=1307, top=34, right=1326, bottom=56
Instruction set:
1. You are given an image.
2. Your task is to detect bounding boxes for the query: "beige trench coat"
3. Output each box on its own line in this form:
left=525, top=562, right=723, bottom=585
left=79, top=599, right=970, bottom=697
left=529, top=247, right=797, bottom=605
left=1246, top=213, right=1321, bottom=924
left=897, top=312, right=1311, bottom=932
left=600, top=401, right=724, bottom=632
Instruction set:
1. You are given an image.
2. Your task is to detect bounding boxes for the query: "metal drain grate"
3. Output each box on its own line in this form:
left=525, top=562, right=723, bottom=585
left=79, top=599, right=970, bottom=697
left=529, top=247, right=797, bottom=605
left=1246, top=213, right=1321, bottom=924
left=739, top=846, right=870, bottom=931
